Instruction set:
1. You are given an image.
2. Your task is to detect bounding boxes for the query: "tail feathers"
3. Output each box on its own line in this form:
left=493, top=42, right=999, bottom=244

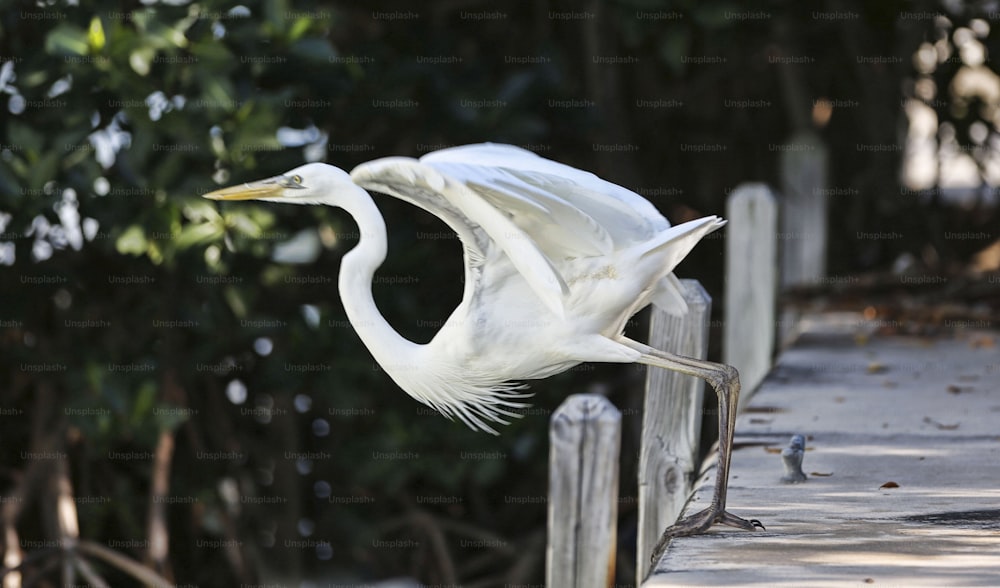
left=638, top=215, right=724, bottom=257
left=642, top=216, right=725, bottom=315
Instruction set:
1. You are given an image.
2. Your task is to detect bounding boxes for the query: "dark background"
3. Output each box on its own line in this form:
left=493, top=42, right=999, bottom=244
left=1, top=0, right=997, bottom=585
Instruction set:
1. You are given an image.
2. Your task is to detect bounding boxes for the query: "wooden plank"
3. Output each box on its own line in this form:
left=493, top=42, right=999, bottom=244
left=779, top=130, right=828, bottom=288
left=646, top=313, right=1000, bottom=586
left=636, top=280, right=711, bottom=581
left=546, top=394, right=622, bottom=588
left=724, top=184, right=777, bottom=404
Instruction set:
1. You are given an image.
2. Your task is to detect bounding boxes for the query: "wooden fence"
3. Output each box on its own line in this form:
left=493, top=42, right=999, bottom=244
left=546, top=138, right=827, bottom=586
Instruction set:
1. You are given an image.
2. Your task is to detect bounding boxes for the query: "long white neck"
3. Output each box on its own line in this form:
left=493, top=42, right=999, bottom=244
left=337, top=189, right=423, bottom=377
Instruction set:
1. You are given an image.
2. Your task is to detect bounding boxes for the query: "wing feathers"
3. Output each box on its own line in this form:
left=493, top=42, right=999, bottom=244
left=353, top=148, right=723, bottom=326
left=423, top=144, right=669, bottom=243
left=438, top=176, right=570, bottom=316
left=423, top=161, right=619, bottom=258
left=352, top=158, right=569, bottom=317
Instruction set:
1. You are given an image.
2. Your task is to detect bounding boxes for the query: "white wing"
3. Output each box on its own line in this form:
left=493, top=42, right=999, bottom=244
left=421, top=143, right=671, bottom=258
left=353, top=143, right=703, bottom=320
left=350, top=157, right=569, bottom=317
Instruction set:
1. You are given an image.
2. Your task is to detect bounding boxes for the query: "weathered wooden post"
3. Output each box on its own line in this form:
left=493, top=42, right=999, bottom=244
left=547, top=394, right=621, bottom=588
left=780, top=130, right=828, bottom=288
left=636, top=280, right=711, bottom=580
left=724, top=184, right=778, bottom=406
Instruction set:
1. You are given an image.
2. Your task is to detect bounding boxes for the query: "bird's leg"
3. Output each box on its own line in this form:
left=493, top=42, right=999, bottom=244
left=624, top=341, right=763, bottom=568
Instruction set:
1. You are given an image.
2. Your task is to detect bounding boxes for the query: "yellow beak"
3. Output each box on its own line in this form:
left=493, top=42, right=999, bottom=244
left=202, top=179, right=284, bottom=201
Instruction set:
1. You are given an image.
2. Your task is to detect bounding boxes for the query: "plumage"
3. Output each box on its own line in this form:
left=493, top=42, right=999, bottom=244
left=203, top=143, right=761, bottom=548
left=349, top=145, right=724, bottom=431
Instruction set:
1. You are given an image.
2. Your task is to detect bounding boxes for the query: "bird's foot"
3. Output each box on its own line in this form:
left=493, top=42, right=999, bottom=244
left=663, top=505, right=764, bottom=539
left=648, top=507, right=764, bottom=566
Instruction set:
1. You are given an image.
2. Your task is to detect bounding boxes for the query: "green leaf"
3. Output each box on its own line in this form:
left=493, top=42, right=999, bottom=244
left=88, top=16, right=106, bottom=51
left=28, top=151, right=60, bottom=191
left=224, top=285, right=248, bottom=318
left=131, top=380, right=156, bottom=426
left=144, top=20, right=189, bottom=50
left=264, top=0, right=291, bottom=33
left=175, top=221, right=224, bottom=249
left=261, top=264, right=292, bottom=286
left=85, top=362, right=105, bottom=393
left=45, top=24, right=90, bottom=56
left=182, top=200, right=222, bottom=223
left=288, top=17, right=312, bottom=42
left=225, top=211, right=263, bottom=238
left=189, top=40, right=235, bottom=68
left=116, top=225, right=148, bottom=255
left=200, top=76, right=237, bottom=112
left=7, top=121, right=44, bottom=157
left=230, top=106, right=283, bottom=155
left=19, top=67, right=51, bottom=90
left=130, top=47, right=155, bottom=76
left=146, top=239, right=164, bottom=265
left=129, top=8, right=158, bottom=32
left=290, top=37, right=336, bottom=61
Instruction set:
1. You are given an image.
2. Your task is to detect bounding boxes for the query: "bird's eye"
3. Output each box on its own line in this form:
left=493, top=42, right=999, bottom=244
left=291, top=175, right=303, bottom=184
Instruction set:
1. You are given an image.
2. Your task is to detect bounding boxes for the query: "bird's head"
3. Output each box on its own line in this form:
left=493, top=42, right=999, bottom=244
left=202, top=163, right=353, bottom=206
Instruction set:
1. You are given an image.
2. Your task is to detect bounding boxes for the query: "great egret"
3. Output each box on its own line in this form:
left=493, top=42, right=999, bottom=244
left=203, top=143, right=761, bottom=554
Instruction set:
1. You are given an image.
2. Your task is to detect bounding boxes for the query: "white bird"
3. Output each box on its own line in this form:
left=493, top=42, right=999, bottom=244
left=203, top=143, right=761, bottom=552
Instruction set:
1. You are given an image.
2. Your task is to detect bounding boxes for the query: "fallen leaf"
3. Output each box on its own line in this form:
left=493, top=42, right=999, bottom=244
left=867, top=362, right=888, bottom=374
left=810, top=471, right=834, bottom=477
left=880, top=481, right=900, bottom=489
left=969, top=335, right=996, bottom=349
left=947, top=385, right=973, bottom=394
left=923, top=416, right=960, bottom=430
left=863, top=578, right=875, bottom=584
left=764, top=447, right=782, bottom=454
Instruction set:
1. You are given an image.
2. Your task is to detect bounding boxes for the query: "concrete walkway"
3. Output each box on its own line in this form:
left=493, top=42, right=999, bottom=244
left=646, top=313, right=1000, bottom=587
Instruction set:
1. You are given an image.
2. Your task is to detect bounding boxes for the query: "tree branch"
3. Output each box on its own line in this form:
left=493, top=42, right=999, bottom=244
left=77, top=540, right=175, bottom=587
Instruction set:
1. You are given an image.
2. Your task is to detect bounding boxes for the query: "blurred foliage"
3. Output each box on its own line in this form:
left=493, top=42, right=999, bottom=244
left=0, top=0, right=996, bottom=585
